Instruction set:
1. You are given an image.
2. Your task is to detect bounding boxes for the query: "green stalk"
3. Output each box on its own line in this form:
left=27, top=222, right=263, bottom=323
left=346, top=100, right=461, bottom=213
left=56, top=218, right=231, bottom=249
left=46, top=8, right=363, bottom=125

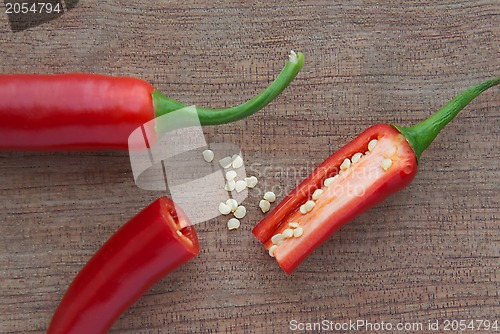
left=394, top=77, right=500, bottom=161
left=152, top=51, right=304, bottom=125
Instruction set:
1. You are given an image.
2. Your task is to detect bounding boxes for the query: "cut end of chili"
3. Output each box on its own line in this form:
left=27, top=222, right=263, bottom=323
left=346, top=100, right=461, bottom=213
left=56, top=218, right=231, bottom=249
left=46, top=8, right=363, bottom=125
left=160, top=197, right=200, bottom=255
left=253, top=124, right=417, bottom=274
left=253, top=76, right=499, bottom=274
left=48, top=197, right=199, bottom=334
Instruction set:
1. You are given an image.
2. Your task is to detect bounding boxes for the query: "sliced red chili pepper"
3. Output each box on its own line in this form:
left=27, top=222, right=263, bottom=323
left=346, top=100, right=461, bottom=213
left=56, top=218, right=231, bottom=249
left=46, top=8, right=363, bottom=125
left=253, top=77, right=500, bottom=274
left=47, top=197, right=199, bottom=334
left=0, top=51, right=304, bottom=151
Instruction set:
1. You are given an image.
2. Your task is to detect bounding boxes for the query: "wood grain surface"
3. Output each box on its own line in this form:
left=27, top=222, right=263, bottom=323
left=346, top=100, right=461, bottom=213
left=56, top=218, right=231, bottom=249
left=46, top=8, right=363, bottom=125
left=1, top=1, right=499, bottom=333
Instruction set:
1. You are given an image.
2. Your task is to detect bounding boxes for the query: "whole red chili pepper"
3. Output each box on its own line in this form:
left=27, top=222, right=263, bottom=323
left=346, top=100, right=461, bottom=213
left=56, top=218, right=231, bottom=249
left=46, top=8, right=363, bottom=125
left=47, top=197, right=199, bottom=334
left=0, top=51, right=303, bottom=151
left=253, top=77, right=500, bottom=274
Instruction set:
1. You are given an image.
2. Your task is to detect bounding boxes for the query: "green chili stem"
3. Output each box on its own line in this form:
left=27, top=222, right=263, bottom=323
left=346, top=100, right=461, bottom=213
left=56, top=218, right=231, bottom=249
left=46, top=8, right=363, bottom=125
left=152, top=51, right=304, bottom=125
left=394, top=76, right=500, bottom=161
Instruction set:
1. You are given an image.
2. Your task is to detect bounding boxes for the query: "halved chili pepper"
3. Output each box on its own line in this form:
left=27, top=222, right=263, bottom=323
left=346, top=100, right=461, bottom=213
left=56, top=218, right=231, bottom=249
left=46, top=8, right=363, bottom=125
left=253, top=77, right=500, bottom=274
left=0, top=51, right=304, bottom=151
left=47, top=197, right=199, bottom=334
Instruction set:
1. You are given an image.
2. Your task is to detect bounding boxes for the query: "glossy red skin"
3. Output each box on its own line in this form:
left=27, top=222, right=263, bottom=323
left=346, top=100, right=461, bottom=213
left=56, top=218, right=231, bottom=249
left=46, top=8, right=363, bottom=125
left=0, top=74, right=155, bottom=150
left=47, top=197, right=200, bottom=334
left=252, top=124, right=418, bottom=274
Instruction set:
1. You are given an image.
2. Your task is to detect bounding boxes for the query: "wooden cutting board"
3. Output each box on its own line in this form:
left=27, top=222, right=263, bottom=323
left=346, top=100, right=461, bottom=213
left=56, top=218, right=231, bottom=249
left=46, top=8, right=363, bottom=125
left=1, top=1, right=498, bottom=333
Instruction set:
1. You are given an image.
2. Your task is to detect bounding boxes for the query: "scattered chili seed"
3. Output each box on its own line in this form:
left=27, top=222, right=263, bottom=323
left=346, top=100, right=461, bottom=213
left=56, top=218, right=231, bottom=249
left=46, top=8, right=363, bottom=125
left=219, top=156, right=232, bottom=168
left=289, top=222, right=300, bottom=228
left=234, top=205, right=247, bottom=219
left=259, top=199, right=271, bottom=213
left=235, top=180, right=247, bottom=193
left=299, top=204, right=307, bottom=214
left=245, top=176, right=258, bottom=188
left=225, top=170, right=237, bottom=181
left=224, top=180, right=236, bottom=191
left=226, top=199, right=238, bottom=212
left=176, top=230, right=183, bottom=237
left=202, top=149, right=214, bottom=163
left=227, top=218, right=241, bottom=230
left=218, top=202, right=231, bottom=215
left=232, top=155, right=244, bottom=169
left=263, top=191, right=276, bottom=203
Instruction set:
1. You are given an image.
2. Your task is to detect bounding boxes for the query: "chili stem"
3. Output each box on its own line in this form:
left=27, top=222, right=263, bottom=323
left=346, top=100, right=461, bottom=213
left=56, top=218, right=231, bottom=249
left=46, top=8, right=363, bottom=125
left=394, top=76, right=500, bottom=161
left=152, top=51, right=304, bottom=125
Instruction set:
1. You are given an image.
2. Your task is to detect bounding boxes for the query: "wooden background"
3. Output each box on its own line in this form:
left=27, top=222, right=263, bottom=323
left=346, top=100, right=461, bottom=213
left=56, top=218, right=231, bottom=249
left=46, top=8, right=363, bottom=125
left=0, top=1, right=499, bottom=333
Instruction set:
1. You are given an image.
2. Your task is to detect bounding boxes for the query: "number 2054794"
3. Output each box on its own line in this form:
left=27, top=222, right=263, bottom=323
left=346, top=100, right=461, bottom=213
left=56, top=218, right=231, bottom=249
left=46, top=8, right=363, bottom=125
left=442, top=319, right=498, bottom=331
left=5, top=2, right=62, bottom=14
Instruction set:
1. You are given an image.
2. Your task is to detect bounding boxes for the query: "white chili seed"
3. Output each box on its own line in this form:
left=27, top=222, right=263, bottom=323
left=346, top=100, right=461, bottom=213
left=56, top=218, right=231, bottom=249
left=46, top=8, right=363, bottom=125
left=263, top=191, right=276, bottom=203
left=218, top=202, right=232, bottom=215
left=304, top=200, right=315, bottom=212
left=176, top=230, right=183, bottom=237
left=312, top=189, right=323, bottom=201
left=225, top=170, right=237, bottom=181
left=289, top=222, right=300, bottom=228
left=268, top=245, right=278, bottom=257
left=282, top=228, right=294, bottom=239
left=271, top=234, right=284, bottom=245
left=368, top=139, right=378, bottom=152
left=293, top=226, right=304, bottom=238
left=234, top=205, right=247, bottom=219
left=224, top=180, right=236, bottom=191
left=202, top=149, right=214, bottom=163
left=300, top=204, right=307, bottom=214
left=381, top=158, right=393, bottom=171
left=227, top=218, right=241, bottom=230
left=324, top=176, right=338, bottom=187
left=232, top=155, right=244, bottom=169
left=340, top=158, right=351, bottom=170
left=259, top=199, right=271, bottom=213
left=219, top=156, right=232, bottom=168
left=245, top=176, right=258, bottom=188
left=235, top=180, right=247, bottom=193
left=351, top=152, right=363, bottom=163
left=226, top=199, right=238, bottom=212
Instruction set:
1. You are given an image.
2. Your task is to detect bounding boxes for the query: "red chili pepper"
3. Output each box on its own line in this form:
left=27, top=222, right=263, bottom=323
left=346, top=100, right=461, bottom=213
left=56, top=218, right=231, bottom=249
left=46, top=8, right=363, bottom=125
left=253, top=77, right=500, bottom=274
left=0, top=52, right=304, bottom=151
left=47, top=197, right=199, bottom=334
